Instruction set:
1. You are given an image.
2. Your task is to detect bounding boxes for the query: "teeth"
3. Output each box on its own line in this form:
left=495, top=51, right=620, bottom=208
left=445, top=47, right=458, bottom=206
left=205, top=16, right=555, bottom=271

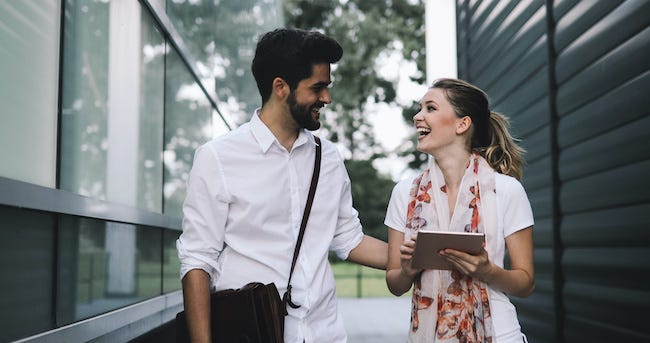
left=417, top=128, right=431, bottom=135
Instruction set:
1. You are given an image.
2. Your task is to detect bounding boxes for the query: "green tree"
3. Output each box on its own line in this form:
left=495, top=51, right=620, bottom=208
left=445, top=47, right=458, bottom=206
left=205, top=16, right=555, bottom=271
left=344, top=160, right=395, bottom=242
left=284, top=0, right=426, bottom=161
left=284, top=0, right=428, bottom=241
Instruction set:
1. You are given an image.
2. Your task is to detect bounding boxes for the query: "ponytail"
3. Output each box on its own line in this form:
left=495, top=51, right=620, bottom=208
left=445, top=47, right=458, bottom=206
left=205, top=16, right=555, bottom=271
left=480, top=112, right=525, bottom=180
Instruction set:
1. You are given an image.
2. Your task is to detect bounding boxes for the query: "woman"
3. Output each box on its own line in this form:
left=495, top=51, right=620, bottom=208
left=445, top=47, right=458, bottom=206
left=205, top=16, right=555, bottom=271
left=385, top=78, right=534, bottom=342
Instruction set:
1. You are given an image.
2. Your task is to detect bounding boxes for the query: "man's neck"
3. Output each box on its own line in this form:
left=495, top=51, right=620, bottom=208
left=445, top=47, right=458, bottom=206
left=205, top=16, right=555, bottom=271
left=258, top=104, right=300, bottom=152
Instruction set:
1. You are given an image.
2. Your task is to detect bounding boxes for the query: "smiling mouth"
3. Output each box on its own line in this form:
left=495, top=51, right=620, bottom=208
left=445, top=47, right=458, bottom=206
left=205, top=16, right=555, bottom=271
left=312, top=104, right=325, bottom=116
left=417, top=127, right=431, bottom=137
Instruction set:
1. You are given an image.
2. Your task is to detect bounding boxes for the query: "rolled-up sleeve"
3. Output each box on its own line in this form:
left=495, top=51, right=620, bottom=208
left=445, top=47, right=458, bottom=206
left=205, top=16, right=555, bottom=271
left=177, top=144, right=230, bottom=281
left=330, top=164, right=364, bottom=260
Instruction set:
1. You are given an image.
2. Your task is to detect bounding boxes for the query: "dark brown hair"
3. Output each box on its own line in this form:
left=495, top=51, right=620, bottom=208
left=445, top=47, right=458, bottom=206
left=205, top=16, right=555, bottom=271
left=252, top=28, right=343, bottom=104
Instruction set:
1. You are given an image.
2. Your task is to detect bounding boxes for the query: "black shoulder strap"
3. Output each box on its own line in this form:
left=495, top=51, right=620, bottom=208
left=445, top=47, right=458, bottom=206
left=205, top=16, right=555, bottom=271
left=282, top=136, right=321, bottom=312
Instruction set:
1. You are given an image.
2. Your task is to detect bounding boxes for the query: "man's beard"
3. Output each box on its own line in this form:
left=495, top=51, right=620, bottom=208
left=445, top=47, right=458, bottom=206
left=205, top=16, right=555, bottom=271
left=287, top=91, right=322, bottom=131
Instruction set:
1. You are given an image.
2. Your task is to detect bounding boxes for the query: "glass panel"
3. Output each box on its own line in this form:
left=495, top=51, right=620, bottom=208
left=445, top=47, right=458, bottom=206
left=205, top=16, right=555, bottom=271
left=163, top=229, right=182, bottom=293
left=165, top=0, right=217, bottom=80
left=60, top=1, right=165, bottom=212
left=0, top=206, right=54, bottom=342
left=166, top=0, right=284, bottom=124
left=163, top=48, right=213, bottom=218
left=213, top=109, right=231, bottom=138
left=149, top=0, right=165, bottom=11
left=212, top=0, right=284, bottom=124
left=59, top=0, right=110, bottom=200
left=138, top=9, right=166, bottom=211
left=57, top=216, right=162, bottom=324
left=0, top=0, right=60, bottom=187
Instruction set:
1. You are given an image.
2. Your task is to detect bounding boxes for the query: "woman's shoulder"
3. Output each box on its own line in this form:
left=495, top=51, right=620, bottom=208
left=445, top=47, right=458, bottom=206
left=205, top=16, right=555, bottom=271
left=495, top=172, right=525, bottom=191
left=495, top=172, right=529, bottom=204
left=394, top=174, right=418, bottom=194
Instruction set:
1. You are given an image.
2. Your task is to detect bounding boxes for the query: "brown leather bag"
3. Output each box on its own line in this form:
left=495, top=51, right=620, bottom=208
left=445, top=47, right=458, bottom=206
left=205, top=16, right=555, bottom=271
left=176, top=137, right=322, bottom=343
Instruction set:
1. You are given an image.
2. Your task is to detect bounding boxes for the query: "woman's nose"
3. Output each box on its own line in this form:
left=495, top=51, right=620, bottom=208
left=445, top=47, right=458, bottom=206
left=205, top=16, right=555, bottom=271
left=413, top=110, right=423, bottom=121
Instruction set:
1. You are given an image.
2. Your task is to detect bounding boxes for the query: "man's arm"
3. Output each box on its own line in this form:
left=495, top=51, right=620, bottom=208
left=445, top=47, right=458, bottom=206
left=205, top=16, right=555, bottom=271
left=346, top=235, right=388, bottom=270
left=182, top=269, right=212, bottom=343
left=178, top=145, right=230, bottom=343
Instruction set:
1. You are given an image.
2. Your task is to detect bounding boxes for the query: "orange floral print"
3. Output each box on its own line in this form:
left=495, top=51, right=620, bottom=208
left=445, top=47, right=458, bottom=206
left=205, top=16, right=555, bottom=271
left=405, top=153, right=494, bottom=342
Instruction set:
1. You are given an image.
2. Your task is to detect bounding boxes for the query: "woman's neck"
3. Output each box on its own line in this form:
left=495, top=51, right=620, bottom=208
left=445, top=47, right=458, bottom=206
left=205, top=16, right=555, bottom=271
left=433, top=148, right=471, bottom=192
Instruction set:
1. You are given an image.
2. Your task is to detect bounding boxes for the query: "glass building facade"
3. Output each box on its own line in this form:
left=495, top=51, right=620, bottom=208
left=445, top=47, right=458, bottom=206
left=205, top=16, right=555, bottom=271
left=0, top=0, right=283, bottom=341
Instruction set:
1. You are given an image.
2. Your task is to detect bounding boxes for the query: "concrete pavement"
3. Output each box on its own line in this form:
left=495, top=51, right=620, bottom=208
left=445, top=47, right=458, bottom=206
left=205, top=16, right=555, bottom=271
left=338, top=297, right=411, bottom=343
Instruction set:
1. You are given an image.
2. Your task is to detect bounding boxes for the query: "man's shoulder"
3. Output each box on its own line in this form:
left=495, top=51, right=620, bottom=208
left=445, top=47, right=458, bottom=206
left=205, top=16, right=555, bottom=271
left=205, top=123, right=253, bottom=148
left=315, top=136, right=342, bottom=159
left=192, top=124, right=255, bottom=165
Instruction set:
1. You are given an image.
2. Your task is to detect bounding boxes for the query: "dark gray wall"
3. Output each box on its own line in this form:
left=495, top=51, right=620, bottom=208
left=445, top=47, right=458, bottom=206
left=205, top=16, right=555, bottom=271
left=456, top=1, right=650, bottom=342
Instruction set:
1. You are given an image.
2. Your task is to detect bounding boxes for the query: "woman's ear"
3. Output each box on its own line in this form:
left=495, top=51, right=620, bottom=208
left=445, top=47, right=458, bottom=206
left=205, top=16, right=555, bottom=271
left=456, top=115, right=472, bottom=135
left=272, top=77, right=289, bottom=100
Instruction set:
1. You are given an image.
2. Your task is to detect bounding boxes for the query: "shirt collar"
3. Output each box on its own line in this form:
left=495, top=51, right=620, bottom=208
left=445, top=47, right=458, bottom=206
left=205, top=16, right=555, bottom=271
left=250, top=108, right=318, bottom=153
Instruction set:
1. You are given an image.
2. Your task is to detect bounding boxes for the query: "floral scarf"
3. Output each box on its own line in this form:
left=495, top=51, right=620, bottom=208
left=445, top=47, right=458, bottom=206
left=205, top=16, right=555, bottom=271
left=405, top=153, right=497, bottom=343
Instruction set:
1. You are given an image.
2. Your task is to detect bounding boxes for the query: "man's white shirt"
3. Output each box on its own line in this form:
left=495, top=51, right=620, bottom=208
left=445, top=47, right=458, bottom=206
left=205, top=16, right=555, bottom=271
left=177, top=110, right=364, bottom=342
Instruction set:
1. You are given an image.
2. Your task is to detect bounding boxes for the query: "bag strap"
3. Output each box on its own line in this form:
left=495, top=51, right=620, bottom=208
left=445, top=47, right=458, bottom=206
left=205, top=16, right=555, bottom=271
left=282, top=136, right=321, bottom=312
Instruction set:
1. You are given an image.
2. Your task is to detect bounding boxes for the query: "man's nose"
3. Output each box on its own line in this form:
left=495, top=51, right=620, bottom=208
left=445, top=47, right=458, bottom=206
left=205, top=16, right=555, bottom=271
left=319, top=89, right=331, bottom=104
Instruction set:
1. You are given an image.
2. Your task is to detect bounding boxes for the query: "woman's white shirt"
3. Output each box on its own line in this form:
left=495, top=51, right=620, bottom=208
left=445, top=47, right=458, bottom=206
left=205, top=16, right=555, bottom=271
left=384, top=173, right=534, bottom=341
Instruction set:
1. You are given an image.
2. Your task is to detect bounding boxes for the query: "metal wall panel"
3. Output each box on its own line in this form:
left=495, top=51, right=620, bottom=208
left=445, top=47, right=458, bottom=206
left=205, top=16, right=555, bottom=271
left=0, top=207, right=55, bottom=342
left=555, top=0, right=650, bottom=339
left=458, top=1, right=557, bottom=340
left=456, top=0, right=650, bottom=342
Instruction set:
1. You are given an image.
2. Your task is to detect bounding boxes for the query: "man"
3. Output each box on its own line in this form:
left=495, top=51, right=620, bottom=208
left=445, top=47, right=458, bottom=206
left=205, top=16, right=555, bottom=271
left=177, top=28, right=387, bottom=343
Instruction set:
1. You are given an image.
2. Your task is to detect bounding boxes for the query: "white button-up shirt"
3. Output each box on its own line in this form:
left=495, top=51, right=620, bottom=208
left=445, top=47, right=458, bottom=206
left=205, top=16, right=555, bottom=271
left=177, top=110, right=364, bottom=343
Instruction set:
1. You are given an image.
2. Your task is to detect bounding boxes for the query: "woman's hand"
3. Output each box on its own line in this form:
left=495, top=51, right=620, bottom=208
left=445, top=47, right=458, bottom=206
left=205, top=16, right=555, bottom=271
left=440, top=247, right=494, bottom=281
left=399, top=236, right=423, bottom=278
left=441, top=227, right=535, bottom=297
left=387, top=228, right=422, bottom=296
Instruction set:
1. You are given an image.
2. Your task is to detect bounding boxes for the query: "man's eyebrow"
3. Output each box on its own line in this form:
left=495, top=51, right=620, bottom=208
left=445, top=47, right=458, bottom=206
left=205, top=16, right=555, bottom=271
left=312, top=81, right=331, bottom=87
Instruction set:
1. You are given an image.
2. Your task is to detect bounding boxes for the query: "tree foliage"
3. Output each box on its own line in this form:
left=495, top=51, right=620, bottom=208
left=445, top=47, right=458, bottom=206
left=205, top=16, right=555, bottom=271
left=344, top=159, right=395, bottom=242
left=284, top=0, right=426, bottom=160
left=284, top=0, right=428, bottom=240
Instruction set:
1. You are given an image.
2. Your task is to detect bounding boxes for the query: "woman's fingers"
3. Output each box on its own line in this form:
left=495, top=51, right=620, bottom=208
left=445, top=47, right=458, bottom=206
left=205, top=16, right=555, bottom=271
left=441, top=248, right=489, bottom=276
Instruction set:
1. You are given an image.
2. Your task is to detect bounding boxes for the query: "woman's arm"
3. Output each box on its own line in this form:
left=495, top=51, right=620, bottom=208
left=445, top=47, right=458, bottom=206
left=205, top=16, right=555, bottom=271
left=386, top=228, right=422, bottom=296
left=440, top=226, right=535, bottom=297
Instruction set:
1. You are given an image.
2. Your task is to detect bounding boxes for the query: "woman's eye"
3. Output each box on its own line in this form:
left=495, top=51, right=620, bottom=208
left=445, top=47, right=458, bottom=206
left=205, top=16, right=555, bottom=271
left=427, top=106, right=435, bottom=111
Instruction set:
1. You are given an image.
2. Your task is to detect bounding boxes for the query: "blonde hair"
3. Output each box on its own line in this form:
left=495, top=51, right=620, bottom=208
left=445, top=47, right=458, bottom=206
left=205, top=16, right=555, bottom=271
left=481, top=112, right=526, bottom=180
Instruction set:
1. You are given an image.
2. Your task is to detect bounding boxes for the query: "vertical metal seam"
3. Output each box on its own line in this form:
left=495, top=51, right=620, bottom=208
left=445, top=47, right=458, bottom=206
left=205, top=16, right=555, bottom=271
left=52, top=0, right=68, bottom=329
left=544, top=1, right=564, bottom=342
left=463, top=0, right=471, bottom=80
left=160, top=26, right=170, bottom=296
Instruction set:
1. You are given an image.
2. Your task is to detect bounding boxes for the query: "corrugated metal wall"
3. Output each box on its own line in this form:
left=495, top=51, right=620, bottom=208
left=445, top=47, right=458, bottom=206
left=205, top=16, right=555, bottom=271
left=455, top=1, right=650, bottom=342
